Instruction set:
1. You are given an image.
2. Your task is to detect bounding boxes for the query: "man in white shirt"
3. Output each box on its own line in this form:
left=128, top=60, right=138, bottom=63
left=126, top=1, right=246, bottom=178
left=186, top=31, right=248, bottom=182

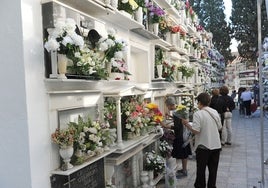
left=240, top=88, right=253, bottom=118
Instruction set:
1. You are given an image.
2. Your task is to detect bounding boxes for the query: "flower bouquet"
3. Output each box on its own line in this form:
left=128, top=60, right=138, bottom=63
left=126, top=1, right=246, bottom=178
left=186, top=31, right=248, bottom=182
left=145, top=103, right=163, bottom=124
left=144, top=150, right=165, bottom=174
left=98, top=28, right=131, bottom=77
left=146, top=2, right=165, bottom=24
left=51, top=127, right=76, bottom=148
left=118, top=0, right=139, bottom=16
left=174, top=104, right=189, bottom=119
left=121, top=96, right=150, bottom=138
left=68, top=116, right=109, bottom=164
left=159, top=140, right=173, bottom=158
left=44, top=18, right=84, bottom=58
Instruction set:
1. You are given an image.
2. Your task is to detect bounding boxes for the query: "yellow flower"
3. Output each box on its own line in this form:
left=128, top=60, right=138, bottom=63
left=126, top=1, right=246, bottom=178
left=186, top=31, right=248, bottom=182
left=129, top=0, right=138, bottom=10
left=176, top=104, right=187, bottom=111
left=146, top=103, right=158, bottom=109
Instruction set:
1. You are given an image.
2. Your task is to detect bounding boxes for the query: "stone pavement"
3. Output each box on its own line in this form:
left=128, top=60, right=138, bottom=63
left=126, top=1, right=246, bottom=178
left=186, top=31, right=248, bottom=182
left=157, top=109, right=268, bottom=188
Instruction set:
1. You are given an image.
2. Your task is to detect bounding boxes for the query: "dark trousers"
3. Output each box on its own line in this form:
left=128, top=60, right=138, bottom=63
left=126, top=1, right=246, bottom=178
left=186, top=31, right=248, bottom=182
left=194, top=148, right=221, bottom=188
left=243, top=100, right=251, bottom=116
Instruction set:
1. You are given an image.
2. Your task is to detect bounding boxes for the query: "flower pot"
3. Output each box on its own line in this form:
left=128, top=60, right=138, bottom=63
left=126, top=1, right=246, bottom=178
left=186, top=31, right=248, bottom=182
left=59, top=146, right=74, bottom=170
left=135, top=7, right=143, bottom=24
left=153, top=23, right=159, bottom=35
left=140, top=171, right=149, bottom=187
left=156, top=65, right=163, bottom=79
left=57, top=54, right=68, bottom=79
left=104, top=0, right=110, bottom=5
left=177, top=72, right=183, bottom=81
left=165, top=32, right=171, bottom=44
left=171, top=33, right=178, bottom=46
left=148, top=170, right=154, bottom=186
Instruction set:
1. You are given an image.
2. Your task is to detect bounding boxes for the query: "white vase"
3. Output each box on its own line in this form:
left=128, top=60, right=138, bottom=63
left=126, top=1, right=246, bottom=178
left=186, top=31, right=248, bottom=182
left=49, top=50, right=58, bottom=78
left=110, top=0, right=118, bottom=8
left=57, top=54, right=67, bottom=79
left=140, top=171, right=149, bottom=188
left=148, top=170, right=154, bottom=187
left=135, top=7, right=143, bottom=24
left=153, top=23, right=159, bottom=35
left=171, top=33, right=178, bottom=46
left=156, top=65, right=163, bottom=79
left=165, top=32, right=171, bottom=44
left=177, top=72, right=183, bottom=81
left=59, top=146, right=74, bottom=170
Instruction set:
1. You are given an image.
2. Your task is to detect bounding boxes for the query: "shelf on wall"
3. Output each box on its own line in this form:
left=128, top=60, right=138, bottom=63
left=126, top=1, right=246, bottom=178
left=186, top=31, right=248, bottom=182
left=43, top=0, right=144, bottom=30
left=51, top=149, right=116, bottom=176
left=131, top=28, right=160, bottom=40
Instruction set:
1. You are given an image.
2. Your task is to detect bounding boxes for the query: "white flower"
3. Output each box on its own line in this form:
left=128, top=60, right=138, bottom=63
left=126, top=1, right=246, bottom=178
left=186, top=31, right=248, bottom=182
left=125, top=123, right=131, bottom=129
left=122, top=0, right=128, bottom=3
left=62, top=35, right=74, bottom=46
left=107, top=28, right=116, bottom=36
left=99, top=41, right=109, bottom=51
left=106, top=38, right=115, bottom=48
left=88, top=127, right=98, bottom=134
left=44, top=38, right=60, bottom=52
left=114, top=51, right=123, bottom=60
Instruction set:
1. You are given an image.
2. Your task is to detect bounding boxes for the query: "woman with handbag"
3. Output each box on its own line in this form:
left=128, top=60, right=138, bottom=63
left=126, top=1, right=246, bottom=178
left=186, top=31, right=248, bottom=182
left=182, top=93, right=222, bottom=188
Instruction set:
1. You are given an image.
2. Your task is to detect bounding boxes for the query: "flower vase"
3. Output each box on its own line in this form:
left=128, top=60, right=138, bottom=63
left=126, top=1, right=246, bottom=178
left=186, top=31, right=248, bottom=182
left=57, top=54, right=68, bottom=79
left=156, top=65, right=163, bottom=79
left=140, top=171, right=149, bottom=188
left=59, top=146, right=74, bottom=170
left=177, top=72, right=183, bottom=81
left=110, top=0, right=118, bottom=8
left=153, top=23, right=159, bottom=35
left=50, top=50, right=58, bottom=78
left=148, top=170, right=154, bottom=187
left=171, top=33, right=178, bottom=47
left=165, top=32, right=171, bottom=44
left=135, top=7, right=143, bottom=24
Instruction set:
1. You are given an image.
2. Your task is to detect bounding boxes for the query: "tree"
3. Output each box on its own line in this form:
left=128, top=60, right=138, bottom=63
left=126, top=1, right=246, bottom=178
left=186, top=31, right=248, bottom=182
left=189, top=0, right=234, bottom=63
left=230, top=0, right=268, bottom=62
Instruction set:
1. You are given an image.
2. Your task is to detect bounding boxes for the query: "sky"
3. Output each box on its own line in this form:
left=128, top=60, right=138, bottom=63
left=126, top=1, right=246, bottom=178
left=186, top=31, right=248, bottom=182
left=223, top=0, right=238, bottom=52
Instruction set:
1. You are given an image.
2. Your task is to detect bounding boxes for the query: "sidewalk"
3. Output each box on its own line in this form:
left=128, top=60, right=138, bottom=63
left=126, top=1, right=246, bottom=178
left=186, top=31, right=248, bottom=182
left=157, top=109, right=268, bottom=188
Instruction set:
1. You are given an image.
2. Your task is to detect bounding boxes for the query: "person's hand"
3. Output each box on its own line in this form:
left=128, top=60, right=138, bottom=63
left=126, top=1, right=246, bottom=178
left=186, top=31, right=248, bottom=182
left=181, top=118, right=188, bottom=126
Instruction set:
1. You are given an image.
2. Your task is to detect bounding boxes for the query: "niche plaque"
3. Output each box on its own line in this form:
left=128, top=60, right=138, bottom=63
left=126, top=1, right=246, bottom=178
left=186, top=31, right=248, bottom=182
left=51, top=158, right=105, bottom=188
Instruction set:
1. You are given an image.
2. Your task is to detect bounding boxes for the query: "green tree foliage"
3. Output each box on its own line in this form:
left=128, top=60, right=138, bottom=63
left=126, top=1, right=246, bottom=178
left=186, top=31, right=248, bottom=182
left=230, top=0, right=268, bottom=62
left=189, top=0, right=234, bottom=63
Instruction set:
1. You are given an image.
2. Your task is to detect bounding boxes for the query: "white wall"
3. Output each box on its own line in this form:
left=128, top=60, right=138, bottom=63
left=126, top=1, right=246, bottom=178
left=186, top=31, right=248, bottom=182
left=0, top=0, right=50, bottom=188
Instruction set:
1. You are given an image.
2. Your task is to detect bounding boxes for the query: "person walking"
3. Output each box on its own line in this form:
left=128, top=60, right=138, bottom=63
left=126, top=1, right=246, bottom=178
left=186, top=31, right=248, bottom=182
left=160, top=97, right=192, bottom=178
left=219, top=86, right=235, bottom=146
left=182, top=93, right=222, bottom=188
left=240, top=87, right=253, bottom=118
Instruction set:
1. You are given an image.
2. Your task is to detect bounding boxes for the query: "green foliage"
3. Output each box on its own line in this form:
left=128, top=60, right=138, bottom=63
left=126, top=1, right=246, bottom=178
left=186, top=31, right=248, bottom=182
left=190, top=0, right=234, bottom=63
left=230, top=0, right=268, bottom=61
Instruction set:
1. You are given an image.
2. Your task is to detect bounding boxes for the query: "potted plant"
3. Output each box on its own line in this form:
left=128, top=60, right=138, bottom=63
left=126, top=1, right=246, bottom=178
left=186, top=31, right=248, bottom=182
left=51, top=127, right=76, bottom=170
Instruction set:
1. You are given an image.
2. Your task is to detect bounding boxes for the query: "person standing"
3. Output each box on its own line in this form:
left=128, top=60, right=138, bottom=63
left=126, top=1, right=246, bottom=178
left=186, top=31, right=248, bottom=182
left=160, top=97, right=192, bottom=178
left=238, top=87, right=246, bottom=116
left=240, top=87, right=253, bottom=118
left=219, top=86, right=235, bottom=146
left=182, top=93, right=222, bottom=188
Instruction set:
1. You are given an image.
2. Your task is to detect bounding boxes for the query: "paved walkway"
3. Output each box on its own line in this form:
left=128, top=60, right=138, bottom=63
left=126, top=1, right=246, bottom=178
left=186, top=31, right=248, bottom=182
left=157, top=109, right=268, bottom=188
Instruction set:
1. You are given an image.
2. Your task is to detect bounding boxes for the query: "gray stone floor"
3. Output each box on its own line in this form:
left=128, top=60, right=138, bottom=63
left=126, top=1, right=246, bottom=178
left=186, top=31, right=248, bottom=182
left=157, top=109, right=268, bottom=188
